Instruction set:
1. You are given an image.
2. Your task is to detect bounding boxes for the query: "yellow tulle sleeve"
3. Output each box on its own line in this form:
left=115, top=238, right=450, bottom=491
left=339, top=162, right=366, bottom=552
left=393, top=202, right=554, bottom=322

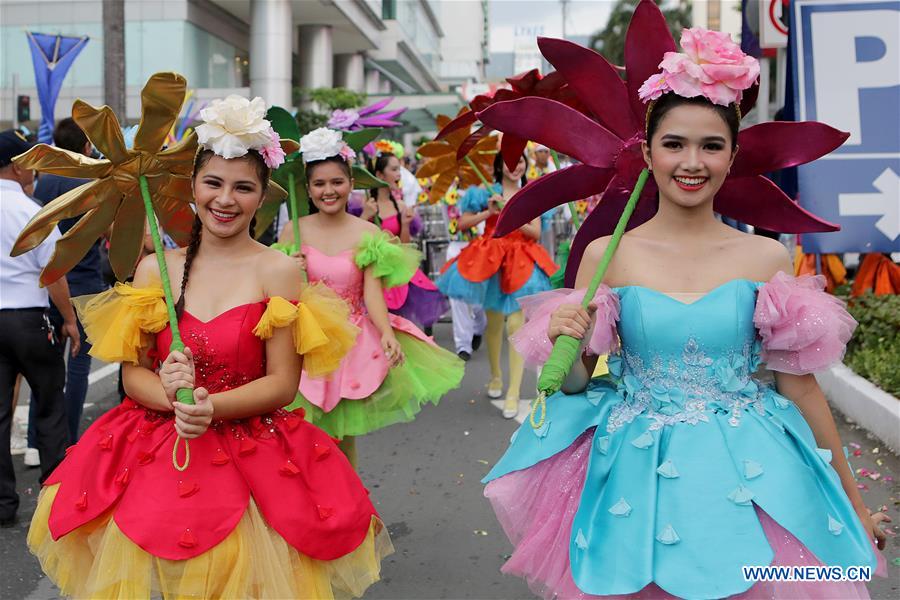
left=253, top=283, right=360, bottom=378
left=71, top=282, right=168, bottom=364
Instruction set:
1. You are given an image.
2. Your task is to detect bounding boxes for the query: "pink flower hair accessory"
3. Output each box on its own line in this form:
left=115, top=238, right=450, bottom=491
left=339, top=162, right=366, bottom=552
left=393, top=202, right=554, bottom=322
left=259, top=127, right=286, bottom=169
left=639, top=27, right=760, bottom=107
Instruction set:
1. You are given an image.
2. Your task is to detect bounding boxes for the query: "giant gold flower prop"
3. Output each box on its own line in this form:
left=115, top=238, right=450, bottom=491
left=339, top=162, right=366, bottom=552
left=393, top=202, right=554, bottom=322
left=12, top=72, right=198, bottom=284
left=415, top=110, right=497, bottom=204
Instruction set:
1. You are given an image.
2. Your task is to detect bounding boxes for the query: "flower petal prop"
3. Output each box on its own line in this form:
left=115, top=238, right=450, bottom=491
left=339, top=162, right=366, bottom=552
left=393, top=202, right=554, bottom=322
left=436, top=69, right=582, bottom=170
left=328, top=96, right=407, bottom=131
left=12, top=72, right=196, bottom=285
left=482, top=0, right=846, bottom=288
left=13, top=71, right=206, bottom=442
left=415, top=110, right=497, bottom=204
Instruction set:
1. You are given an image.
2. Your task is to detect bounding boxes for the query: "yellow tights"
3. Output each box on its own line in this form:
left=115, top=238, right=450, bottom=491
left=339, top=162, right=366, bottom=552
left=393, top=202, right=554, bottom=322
left=485, top=310, right=525, bottom=400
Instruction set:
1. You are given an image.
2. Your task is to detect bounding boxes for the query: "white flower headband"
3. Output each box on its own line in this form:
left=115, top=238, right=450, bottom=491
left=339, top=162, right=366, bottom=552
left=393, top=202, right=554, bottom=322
left=299, top=127, right=356, bottom=164
left=195, top=95, right=289, bottom=169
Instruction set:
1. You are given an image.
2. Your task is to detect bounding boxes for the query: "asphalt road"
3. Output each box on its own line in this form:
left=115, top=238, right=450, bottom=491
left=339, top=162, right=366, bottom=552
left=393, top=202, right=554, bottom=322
left=3, top=323, right=898, bottom=599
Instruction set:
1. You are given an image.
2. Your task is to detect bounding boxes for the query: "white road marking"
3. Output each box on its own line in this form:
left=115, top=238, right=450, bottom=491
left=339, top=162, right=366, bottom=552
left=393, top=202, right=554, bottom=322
left=87, top=363, right=119, bottom=385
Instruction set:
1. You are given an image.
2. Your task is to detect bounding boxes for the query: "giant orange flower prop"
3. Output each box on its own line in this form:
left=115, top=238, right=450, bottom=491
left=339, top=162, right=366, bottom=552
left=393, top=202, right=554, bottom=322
left=415, top=110, right=496, bottom=204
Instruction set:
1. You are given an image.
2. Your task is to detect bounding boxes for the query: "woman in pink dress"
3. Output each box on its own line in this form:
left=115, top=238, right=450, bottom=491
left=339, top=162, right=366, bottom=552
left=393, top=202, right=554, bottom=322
left=353, top=150, right=448, bottom=333
left=278, top=128, right=464, bottom=466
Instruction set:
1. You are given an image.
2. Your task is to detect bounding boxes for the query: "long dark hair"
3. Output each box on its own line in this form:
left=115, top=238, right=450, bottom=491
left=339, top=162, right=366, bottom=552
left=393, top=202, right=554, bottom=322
left=646, top=94, right=740, bottom=150
left=366, top=152, right=402, bottom=219
left=175, top=149, right=265, bottom=319
left=493, top=152, right=528, bottom=188
left=304, top=156, right=353, bottom=215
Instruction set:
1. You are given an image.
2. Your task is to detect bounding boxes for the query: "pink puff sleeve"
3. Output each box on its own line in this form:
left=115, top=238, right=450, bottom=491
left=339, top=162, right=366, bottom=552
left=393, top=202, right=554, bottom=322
left=511, top=285, right=620, bottom=370
left=753, top=272, right=857, bottom=374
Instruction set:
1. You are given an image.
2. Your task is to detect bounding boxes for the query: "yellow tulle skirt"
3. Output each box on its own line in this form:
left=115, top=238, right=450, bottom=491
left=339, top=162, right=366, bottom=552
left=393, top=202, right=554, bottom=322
left=29, top=485, right=393, bottom=600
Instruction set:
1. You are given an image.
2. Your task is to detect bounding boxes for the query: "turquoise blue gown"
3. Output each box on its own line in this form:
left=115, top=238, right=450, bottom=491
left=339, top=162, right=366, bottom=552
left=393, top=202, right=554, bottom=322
left=484, top=277, right=879, bottom=598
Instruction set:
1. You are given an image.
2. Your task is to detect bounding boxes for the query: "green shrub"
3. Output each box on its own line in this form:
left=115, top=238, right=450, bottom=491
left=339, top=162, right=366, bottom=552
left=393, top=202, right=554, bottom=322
left=841, top=292, right=900, bottom=396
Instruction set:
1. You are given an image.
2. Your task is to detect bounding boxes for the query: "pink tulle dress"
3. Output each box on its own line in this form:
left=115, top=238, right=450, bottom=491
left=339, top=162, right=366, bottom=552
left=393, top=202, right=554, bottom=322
left=485, top=273, right=885, bottom=599
left=289, top=232, right=464, bottom=440
left=379, top=213, right=449, bottom=329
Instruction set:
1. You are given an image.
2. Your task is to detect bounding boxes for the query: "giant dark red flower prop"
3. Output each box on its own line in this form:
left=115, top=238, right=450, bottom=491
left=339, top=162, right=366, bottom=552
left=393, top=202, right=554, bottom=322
left=480, top=0, right=847, bottom=286
left=437, top=69, right=582, bottom=170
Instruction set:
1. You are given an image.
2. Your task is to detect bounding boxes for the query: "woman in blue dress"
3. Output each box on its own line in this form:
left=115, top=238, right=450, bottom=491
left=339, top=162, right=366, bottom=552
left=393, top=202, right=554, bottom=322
left=482, top=29, right=888, bottom=599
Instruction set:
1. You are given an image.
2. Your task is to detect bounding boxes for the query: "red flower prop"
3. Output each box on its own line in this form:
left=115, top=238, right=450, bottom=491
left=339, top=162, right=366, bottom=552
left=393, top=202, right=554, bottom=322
left=480, top=0, right=847, bottom=286
left=437, top=69, right=582, bottom=170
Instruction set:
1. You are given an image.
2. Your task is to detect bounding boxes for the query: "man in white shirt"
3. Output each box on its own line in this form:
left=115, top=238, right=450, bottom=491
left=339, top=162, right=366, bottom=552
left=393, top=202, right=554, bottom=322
left=0, top=129, right=80, bottom=527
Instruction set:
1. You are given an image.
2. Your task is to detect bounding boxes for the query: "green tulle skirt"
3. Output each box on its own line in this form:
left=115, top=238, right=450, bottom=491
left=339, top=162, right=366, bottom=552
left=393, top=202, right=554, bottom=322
left=288, top=332, right=464, bottom=439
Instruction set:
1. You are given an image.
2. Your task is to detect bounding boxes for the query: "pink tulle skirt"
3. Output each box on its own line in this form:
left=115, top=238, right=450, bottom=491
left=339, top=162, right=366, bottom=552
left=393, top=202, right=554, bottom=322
left=485, top=431, right=886, bottom=599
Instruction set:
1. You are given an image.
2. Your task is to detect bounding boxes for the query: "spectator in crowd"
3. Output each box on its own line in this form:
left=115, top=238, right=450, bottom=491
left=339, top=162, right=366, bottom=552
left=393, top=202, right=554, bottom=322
left=21, top=119, right=105, bottom=467
left=0, top=128, right=80, bottom=528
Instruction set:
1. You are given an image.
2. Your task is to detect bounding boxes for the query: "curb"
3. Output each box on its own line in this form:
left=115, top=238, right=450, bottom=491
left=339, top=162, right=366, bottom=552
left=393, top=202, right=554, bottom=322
left=816, top=364, right=900, bottom=454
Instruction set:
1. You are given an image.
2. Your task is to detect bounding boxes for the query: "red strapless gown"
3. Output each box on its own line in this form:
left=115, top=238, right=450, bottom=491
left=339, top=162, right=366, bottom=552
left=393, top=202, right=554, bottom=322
left=28, top=301, right=391, bottom=599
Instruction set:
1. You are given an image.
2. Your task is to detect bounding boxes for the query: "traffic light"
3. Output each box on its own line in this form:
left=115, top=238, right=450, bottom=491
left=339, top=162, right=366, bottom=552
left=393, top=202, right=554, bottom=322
left=17, top=95, right=30, bottom=122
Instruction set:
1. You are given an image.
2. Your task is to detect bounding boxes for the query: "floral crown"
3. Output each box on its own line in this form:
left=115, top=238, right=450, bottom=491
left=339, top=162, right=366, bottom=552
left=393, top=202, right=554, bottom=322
left=638, top=27, right=759, bottom=108
left=195, top=95, right=292, bottom=169
left=299, top=127, right=356, bottom=164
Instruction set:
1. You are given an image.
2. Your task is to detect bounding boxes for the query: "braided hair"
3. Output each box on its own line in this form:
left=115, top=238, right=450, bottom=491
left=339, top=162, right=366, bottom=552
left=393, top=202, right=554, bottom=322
left=176, top=149, right=266, bottom=320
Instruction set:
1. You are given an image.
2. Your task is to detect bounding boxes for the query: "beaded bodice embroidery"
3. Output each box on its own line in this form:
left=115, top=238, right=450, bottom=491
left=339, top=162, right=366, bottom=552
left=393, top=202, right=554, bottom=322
left=156, top=302, right=267, bottom=394
left=601, top=280, right=773, bottom=432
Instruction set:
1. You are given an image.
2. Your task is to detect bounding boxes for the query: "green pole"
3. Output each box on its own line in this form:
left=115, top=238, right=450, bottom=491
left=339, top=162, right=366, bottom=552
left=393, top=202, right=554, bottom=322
left=139, top=175, right=194, bottom=472
left=464, top=155, right=493, bottom=189
left=530, top=168, right=649, bottom=429
left=139, top=175, right=193, bottom=406
left=287, top=172, right=308, bottom=284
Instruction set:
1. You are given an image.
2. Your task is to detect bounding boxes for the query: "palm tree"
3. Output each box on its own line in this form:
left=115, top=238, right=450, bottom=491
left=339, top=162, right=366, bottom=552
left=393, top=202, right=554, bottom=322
left=102, top=0, right=125, bottom=118
left=589, top=0, right=692, bottom=67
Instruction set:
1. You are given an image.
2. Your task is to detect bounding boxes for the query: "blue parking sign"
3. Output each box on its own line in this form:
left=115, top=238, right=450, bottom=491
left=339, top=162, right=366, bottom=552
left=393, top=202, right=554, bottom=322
left=792, top=0, right=900, bottom=253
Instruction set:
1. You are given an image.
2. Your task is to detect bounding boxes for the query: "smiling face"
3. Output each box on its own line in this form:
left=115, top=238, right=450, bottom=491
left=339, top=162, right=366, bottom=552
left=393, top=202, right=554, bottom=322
left=643, top=103, right=737, bottom=210
left=504, top=155, right=527, bottom=183
left=192, top=153, right=266, bottom=239
left=307, top=159, right=353, bottom=215
left=376, top=155, right=402, bottom=189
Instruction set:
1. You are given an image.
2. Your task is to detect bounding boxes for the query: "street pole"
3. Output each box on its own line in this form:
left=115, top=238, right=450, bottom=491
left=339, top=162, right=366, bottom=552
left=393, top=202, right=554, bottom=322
left=758, top=56, right=770, bottom=123
left=561, top=0, right=569, bottom=39
left=12, top=73, right=19, bottom=129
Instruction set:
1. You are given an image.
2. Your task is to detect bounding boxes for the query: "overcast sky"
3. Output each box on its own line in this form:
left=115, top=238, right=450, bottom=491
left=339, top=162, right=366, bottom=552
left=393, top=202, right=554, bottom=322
left=489, top=0, right=615, bottom=52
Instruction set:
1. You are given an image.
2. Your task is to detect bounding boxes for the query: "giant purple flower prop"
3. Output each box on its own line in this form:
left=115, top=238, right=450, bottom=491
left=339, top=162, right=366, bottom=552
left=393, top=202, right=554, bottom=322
left=480, top=0, right=847, bottom=286
left=327, top=97, right=407, bottom=131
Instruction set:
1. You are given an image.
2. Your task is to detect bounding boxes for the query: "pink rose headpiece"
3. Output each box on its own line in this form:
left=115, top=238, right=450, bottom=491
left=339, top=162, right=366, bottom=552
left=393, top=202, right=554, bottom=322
left=462, top=0, right=847, bottom=286
left=638, top=27, right=760, bottom=108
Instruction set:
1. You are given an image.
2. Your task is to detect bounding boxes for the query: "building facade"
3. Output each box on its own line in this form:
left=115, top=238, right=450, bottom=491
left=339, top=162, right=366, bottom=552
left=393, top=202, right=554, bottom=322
left=0, top=0, right=456, bottom=125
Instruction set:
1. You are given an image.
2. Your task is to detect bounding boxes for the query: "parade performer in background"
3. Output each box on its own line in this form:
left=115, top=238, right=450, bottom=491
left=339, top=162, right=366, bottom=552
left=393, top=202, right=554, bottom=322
left=278, top=128, right=464, bottom=466
left=25, top=93, right=391, bottom=599
left=353, top=144, right=448, bottom=333
left=442, top=183, right=487, bottom=362
left=478, top=12, right=888, bottom=598
left=437, top=153, right=557, bottom=419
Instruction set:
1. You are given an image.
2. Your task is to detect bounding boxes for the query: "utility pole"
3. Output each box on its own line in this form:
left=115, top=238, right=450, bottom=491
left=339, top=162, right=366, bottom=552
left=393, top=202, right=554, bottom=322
left=102, top=0, right=126, bottom=118
left=561, top=0, right=570, bottom=39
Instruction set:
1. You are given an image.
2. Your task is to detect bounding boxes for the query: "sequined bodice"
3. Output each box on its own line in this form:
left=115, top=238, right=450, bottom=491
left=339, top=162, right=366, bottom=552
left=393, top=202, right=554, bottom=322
left=156, top=303, right=267, bottom=394
left=302, top=245, right=366, bottom=315
left=603, top=279, right=767, bottom=432
left=380, top=214, right=400, bottom=236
